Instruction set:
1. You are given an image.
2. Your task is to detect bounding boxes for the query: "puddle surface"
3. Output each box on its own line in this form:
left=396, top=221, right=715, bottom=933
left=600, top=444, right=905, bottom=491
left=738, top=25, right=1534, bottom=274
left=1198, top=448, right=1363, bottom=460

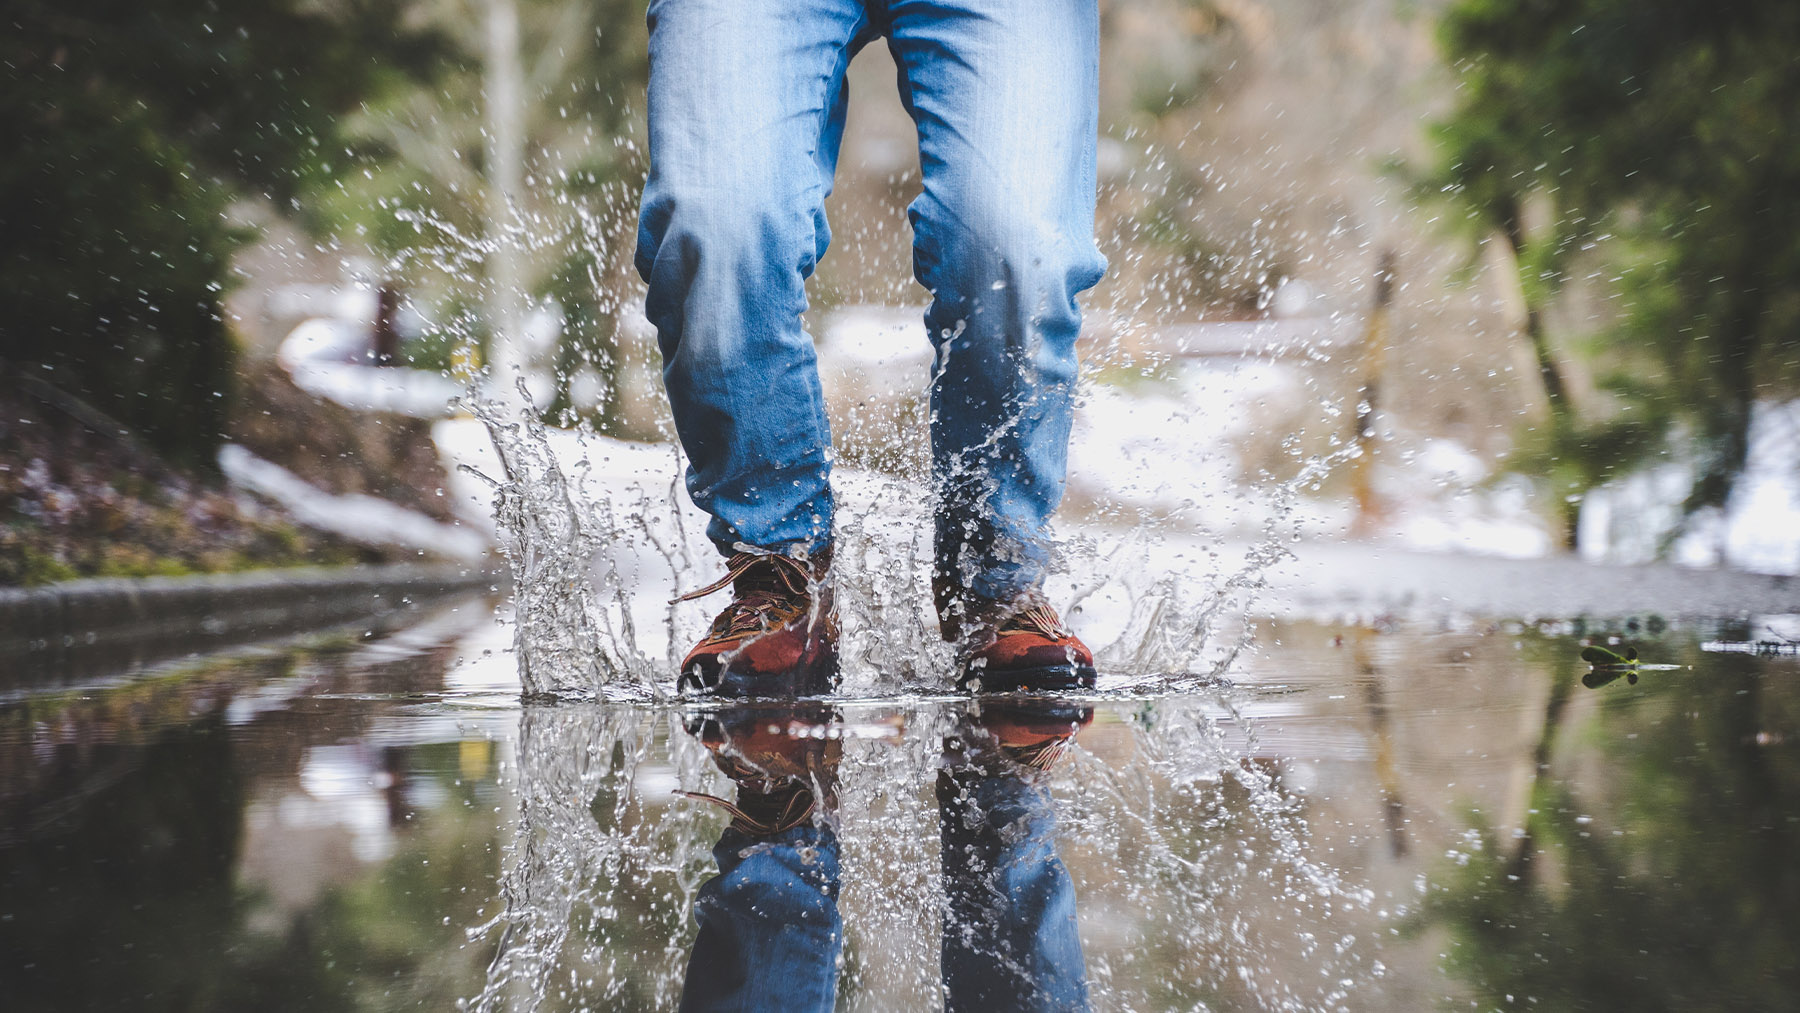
left=4, top=596, right=1798, bottom=1011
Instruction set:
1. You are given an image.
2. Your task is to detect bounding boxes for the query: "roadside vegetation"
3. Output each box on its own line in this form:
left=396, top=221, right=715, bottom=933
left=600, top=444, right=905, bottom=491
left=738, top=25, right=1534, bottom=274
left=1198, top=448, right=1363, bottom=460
left=0, top=383, right=375, bottom=587
left=1422, top=0, right=1800, bottom=547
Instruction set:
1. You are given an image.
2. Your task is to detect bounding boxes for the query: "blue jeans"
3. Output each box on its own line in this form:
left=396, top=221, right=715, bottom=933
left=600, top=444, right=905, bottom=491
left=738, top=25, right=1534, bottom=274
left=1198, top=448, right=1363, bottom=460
left=678, top=774, right=1088, bottom=1012
left=937, top=766, right=1090, bottom=1012
left=679, top=826, right=845, bottom=1013
left=636, top=0, right=1106, bottom=602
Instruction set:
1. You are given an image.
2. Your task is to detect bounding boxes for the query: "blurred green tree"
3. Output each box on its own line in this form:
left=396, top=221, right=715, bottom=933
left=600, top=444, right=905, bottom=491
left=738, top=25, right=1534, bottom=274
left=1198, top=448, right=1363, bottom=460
left=1425, top=0, right=1800, bottom=549
left=1422, top=643, right=1800, bottom=1009
left=0, top=0, right=445, bottom=466
left=321, top=0, right=648, bottom=431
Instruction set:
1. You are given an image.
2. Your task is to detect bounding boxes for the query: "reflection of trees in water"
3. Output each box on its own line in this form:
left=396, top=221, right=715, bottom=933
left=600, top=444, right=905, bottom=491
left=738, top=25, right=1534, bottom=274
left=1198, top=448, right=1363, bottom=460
left=1423, top=648, right=1800, bottom=1008
left=1, top=711, right=245, bottom=1009
left=226, top=737, right=499, bottom=1012
left=0, top=640, right=500, bottom=1011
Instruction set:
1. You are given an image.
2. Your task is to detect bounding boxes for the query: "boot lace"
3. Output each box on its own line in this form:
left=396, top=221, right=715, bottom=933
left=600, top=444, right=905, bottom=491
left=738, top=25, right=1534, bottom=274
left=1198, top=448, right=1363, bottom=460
left=677, top=754, right=822, bottom=835
left=995, top=601, right=1071, bottom=640
left=671, top=552, right=814, bottom=641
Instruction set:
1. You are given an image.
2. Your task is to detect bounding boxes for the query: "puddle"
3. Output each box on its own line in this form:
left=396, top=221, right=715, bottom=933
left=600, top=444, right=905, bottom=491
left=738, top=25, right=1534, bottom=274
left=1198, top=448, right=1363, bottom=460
left=4, top=597, right=1798, bottom=1010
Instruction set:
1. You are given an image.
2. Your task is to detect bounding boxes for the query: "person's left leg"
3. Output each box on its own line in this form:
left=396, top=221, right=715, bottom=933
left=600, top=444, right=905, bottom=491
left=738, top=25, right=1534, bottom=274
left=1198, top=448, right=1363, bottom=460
left=884, top=0, right=1107, bottom=688
left=938, top=701, right=1093, bottom=1012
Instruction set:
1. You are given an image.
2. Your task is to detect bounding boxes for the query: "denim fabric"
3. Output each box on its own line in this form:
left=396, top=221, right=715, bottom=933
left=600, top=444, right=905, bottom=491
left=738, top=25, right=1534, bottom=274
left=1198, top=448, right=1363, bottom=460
left=678, top=772, right=1087, bottom=1012
left=679, top=825, right=844, bottom=1013
left=637, top=0, right=1106, bottom=602
left=938, top=768, right=1090, bottom=1013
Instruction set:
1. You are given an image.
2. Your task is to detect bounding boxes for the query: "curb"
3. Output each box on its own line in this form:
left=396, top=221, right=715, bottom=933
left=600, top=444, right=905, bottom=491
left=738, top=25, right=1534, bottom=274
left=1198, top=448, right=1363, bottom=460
left=0, top=563, right=497, bottom=678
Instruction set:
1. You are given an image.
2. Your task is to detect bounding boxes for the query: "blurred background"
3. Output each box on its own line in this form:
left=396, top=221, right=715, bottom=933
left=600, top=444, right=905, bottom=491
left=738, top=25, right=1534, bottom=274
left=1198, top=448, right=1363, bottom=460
left=4, top=0, right=1798, bottom=587
left=7, top=7, right=1800, bottom=1010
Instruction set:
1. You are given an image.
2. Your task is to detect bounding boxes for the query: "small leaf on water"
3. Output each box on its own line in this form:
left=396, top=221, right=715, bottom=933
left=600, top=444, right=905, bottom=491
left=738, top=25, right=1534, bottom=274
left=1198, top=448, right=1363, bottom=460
left=1581, top=645, right=1625, bottom=665
left=1582, top=667, right=1627, bottom=690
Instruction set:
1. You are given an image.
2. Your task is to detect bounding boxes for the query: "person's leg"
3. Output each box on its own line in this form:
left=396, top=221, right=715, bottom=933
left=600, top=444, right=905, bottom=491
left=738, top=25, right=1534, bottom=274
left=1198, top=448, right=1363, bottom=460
left=937, top=703, right=1093, bottom=1012
left=884, top=0, right=1108, bottom=607
left=678, top=704, right=845, bottom=1011
left=636, top=0, right=872, bottom=557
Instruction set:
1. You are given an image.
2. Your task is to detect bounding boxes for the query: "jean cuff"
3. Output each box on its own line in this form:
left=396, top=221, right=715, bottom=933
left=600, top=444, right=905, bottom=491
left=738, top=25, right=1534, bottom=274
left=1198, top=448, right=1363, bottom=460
left=713, top=537, right=833, bottom=561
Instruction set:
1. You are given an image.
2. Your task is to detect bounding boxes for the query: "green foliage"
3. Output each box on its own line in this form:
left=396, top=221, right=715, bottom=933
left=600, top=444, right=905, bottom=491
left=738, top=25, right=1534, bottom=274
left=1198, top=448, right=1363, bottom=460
left=1421, top=647, right=1800, bottom=1009
left=5, top=545, right=83, bottom=587
left=0, top=1, right=446, bottom=465
left=1579, top=643, right=1633, bottom=666
left=1426, top=0, right=1800, bottom=526
left=320, top=0, right=649, bottom=424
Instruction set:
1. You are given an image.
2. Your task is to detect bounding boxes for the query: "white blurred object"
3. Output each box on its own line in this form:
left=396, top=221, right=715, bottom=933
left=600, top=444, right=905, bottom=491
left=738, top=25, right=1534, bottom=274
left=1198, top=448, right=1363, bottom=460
left=279, top=318, right=464, bottom=417
left=1268, top=277, right=1320, bottom=318
left=820, top=304, right=935, bottom=371
left=264, top=283, right=379, bottom=324
left=1579, top=399, right=1800, bottom=575
left=219, top=443, right=489, bottom=562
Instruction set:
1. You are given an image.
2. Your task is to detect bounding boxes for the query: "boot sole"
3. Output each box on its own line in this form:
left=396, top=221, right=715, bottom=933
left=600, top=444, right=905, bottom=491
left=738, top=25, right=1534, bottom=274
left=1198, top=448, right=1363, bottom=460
left=960, top=662, right=1098, bottom=694
left=679, top=650, right=841, bottom=698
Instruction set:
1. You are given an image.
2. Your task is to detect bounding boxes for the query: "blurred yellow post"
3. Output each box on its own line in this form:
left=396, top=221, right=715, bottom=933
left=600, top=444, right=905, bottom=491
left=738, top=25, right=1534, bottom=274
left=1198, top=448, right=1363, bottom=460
left=1348, top=250, right=1396, bottom=537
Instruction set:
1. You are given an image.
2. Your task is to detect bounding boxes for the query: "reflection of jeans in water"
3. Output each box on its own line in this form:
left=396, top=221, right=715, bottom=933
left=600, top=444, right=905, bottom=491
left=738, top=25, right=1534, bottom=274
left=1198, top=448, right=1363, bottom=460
left=678, top=775, right=1087, bottom=1012
left=635, top=0, right=1107, bottom=602
left=680, top=826, right=844, bottom=1012
left=938, top=768, right=1088, bottom=1012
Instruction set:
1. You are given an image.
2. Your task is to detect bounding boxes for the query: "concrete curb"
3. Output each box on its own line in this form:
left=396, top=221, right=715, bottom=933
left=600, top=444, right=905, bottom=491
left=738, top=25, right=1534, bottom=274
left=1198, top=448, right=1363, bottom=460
left=0, top=563, right=497, bottom=677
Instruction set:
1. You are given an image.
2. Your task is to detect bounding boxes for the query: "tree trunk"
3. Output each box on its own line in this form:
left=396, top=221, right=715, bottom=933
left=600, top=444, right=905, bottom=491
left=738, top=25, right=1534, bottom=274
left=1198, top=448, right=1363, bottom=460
left=1497, top=197, right=1570, bottom=417
left=1496, top=196, right=1580, bottom=550
left=483, top=0, right=530, bottom=410
left=1348, top=250, right=1395, bottom=537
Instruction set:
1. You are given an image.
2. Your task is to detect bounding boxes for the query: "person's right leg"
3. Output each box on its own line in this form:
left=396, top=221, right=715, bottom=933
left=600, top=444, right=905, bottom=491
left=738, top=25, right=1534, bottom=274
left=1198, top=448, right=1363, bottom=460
left=637, top=0, right=873, bottom=692
left=938, top=701, right=1093, bottom=1012
left=637, top=0, right=871, bottom=558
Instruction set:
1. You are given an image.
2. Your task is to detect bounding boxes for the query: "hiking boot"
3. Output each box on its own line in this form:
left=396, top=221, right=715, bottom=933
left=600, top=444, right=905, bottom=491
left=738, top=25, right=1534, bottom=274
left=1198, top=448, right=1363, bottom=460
left=945, top=698, right=1094, bottom=775
left=680, top=703, right=840, bottom=835
left=935, top=579, right=1097, bottom=693
left=673, top=547, right=838, bottom=697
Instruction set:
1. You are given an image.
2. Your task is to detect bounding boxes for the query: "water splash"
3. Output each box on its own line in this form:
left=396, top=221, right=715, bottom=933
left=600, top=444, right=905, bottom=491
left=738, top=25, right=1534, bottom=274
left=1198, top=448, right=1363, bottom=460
left=463, top=705, right=716, bottom=1011
left=458, top=355, right=1377, bottom=1008
left=461, top=390, right=660, bottom=700
left=465, top=369, right=1354, bottom=701
left=466, top=696, right=1377, bottom=1011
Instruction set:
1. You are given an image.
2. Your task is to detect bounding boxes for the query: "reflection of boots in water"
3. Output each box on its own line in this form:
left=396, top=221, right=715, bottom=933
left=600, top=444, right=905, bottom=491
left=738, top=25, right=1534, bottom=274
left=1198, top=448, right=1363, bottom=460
left=672, top=548, right=838, bottom=699
left=680, top=702, right=841, bottom=835
left=943, top=698, right=1093, bottom=775
left=938, top=701, right=1093, bottom=1013
left=677, top=704, right=843, bottom=1013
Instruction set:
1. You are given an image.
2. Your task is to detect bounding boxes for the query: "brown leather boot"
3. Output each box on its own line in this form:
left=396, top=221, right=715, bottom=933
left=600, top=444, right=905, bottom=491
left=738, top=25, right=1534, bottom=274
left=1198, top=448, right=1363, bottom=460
left=673, top=547, right=837, bottom=697
left=934, top=578, right=1097, bottom=693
